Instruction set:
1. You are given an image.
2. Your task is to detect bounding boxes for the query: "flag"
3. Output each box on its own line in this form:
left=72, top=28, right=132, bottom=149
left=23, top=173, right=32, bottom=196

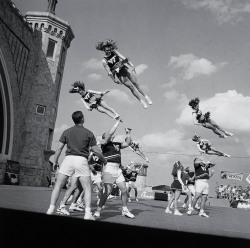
left=220, top=171, right=243, bottom=181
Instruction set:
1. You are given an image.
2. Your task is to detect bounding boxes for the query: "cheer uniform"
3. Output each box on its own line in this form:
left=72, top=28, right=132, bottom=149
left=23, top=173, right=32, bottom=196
left=82, top=91, right=102, bottom=110
left=89, top=154, right=103, bottom=184
left=101, top=141, right=125, bottom=184
left=187, top=171, right=195, bottom=196
left=197, top=139, right=211, bottom=153
left=103, top=51, right=128, bottom=77
left=128, top=170, right=139, bottom=189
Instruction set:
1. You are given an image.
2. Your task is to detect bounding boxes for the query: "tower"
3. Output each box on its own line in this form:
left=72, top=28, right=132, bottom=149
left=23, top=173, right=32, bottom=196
left=133, top=163, right=149, bottom=189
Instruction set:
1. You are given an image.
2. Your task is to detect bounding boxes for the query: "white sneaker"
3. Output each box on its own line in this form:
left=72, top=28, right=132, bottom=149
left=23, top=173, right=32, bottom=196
left=93, top=210, right=101, bottom=218
left=46, top=209, right=54, bottom=215
left=145, top=95, right=152, bottom=105
left=122, top=209, right=135, bottom=218
left=128, top=198, right=131, bottom=202
left=84, top=213, right=95, bottom=220
left=174, top=210, right=182, bottom=216
left=135, top=198, right=139, bottom=202
left=140, top=99, right=148, bottom=109
left=187, top=209, right=192, bottom=215
left=165, top=208, right=172, bottom=214
left=188, top=207, right=194, bottom=211
left=224, top=153, right=230, bottom=158
left=69, top=204, right=84, bottom=212
left=182, top=204, right=187, bottom=209
left=56, top=206, right=70, bottom=216
left=225, top=131, right=233, bottom=137
left=199, top=211, right=209, bottom=218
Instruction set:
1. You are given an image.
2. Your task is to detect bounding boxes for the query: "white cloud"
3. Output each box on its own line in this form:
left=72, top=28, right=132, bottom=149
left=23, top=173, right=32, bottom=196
left=106, top=89, right=133, bottom=104
left=80, top=58, right=103, bottom=72
left=87, top=73, right=102, bottom=81
left=135, top=64, right=148, bottom=75
left=176, top=90, right=250, bottom=131
left=168, top=54, right=226, bottom=80
left=162, top=77, right=177, bottom=89
left=180, top=0, right=250, bottom=23
left=54, top=124, right=70, bottom=134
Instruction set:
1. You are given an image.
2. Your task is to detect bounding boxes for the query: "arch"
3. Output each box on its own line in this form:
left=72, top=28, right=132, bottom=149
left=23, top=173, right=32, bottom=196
left=0, top=48, right=14, bottom=162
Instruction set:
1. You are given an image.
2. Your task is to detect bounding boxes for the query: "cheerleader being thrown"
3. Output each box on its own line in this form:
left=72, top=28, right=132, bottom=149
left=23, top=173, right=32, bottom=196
left=189, top=97, right=233, bottom=138
left=69, top=81, right=121, bottom=121
left=95, top=39, right=152, bottom=109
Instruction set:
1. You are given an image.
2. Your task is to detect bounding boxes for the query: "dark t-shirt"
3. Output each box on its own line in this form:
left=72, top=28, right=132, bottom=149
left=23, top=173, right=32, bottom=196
left=89, top=154, right=102, bottom=172
left=59, top=125, right=96, bottom=159
left=187, top=172, right=195, bottom=185
left=129, top=171, right=139, bottom=182
left=101, top=141, right=122, bottom=163
left=122, top=168, right=132, bottom=182
left=181, top=172, right=190, bottom=186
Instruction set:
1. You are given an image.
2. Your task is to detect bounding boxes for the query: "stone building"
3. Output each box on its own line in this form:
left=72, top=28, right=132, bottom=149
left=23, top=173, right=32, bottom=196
left=0, top=0, right=74, bottom=186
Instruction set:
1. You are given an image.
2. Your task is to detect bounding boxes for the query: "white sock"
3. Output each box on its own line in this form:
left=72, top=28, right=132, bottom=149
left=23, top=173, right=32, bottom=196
left=85, top=207, right=91, bottom=215
left=48, top=205, right=55, bottom=211
left=122, top=206, right=128, bottom=211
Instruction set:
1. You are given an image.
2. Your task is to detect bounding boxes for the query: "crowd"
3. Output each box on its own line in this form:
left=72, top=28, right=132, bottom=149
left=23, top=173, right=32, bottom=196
left=215, top=184, right=250, bottom=209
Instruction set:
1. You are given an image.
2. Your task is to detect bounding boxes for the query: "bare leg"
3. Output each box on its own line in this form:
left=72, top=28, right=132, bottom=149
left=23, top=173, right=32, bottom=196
left=99, top=100, right=119, bottom=116
left=117, top=181, right=129, bottom=207
left=126, top=71, right=146, bottom=97
left=97, top=183, right=113, bottom=208
left=96, top=105, right=117, bottom=119
left=60, top=175, right=79, bottom=205
left=202, top=123, right=225, bottom=137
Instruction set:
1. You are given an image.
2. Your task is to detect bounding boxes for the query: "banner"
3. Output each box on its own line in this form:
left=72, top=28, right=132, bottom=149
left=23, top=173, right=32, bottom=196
left=220, top=171, right=243, bottom=181
left=246, top=174, right=250, bottom=185
left=5, top=160, right=20, bottom=185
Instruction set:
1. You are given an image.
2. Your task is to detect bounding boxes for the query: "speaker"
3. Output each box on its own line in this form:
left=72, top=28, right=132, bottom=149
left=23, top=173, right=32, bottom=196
left=154, top=192, right=168, bottom=201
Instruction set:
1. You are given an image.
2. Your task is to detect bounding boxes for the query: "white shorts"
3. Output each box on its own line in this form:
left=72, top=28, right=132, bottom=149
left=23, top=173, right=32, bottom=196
left=187, top=184, right=195, bottom=196
left=91, top=171, right=102, bottom=184
left=102, top=162, right=125, bottom=184
left=128, top=181, right=137, bottom=189
left=195, top=179, right=209, bottom=195
left=58, top=155, right=90, bottom=177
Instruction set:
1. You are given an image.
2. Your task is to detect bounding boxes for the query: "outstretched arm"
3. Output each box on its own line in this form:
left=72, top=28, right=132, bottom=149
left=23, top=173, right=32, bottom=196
left=102, top=59, right=121, bottom=84
left=99, top=120, right=121, bottom=146
left=81, top=98, right=91, bottom=111
left=120, top=128, right=132, bottom=149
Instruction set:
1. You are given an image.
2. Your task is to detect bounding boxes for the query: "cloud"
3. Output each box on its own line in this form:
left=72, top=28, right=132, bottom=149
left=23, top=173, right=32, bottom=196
left=162, top=77, right=177, bottom=89
left=54, top=124, right=70, bottom=134
left=87, top=73, right=102, bottom=81
left=179, top=0, right=250, bottom=23
left=163, top=89, right=188, bottom=110
left=135, top=64, right=148, bottom=75
left=176, top=90, right=250, bottom=131
left=106, top=89, right=133, bottom=104
left=80, top=58, right=103, bottom=72
left=168, top=54, right=226, bottom=80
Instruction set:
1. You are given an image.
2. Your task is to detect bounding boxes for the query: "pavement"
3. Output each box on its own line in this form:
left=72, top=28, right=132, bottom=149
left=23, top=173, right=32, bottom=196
left=0, top=185, right=250, bottom=247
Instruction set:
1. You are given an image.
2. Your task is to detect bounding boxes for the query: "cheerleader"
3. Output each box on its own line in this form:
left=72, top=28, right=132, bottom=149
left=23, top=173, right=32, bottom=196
left=95, top=39, right=152, bottom=109
left=189, top=97, right=233, bottom=138
left=69, top=81, right=121, bottom=121
left=192, top=134, right=230, bottom=157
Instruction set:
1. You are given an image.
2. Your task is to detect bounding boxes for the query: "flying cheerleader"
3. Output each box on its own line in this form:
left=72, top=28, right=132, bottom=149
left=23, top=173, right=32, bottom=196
left=95, top=39, right=152, bottom=109
left=69, top=81, right=121, bottom=121
left=129, top=140, right=149, bottom=163
left=189, top=97, right=233, bottom=138
left=192, top=134, right=230, bottom=158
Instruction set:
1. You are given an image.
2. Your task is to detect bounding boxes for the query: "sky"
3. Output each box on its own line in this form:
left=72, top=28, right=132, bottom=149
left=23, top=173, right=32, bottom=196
left=15, top=0, right=250, bottom=192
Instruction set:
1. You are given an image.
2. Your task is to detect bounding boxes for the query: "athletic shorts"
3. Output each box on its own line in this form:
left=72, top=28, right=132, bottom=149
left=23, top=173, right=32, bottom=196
left=91, top=171, right=102, bottom=184
left=187, top=184, right=195, bottom=196
left=171, top=179, right=182, bottom=190
left=195, top=179, right=209, bottom=195
left=58, top=155, right=90, bottom=177
left=102, top=162, right=125, bottom=184
left=128, top=181, right=137, bottom=189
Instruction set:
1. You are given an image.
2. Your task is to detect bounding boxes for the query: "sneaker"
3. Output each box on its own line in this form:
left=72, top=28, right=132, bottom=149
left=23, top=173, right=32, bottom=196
left=174, top=210, right=183, bottom=216
left=140, top=99, right=148, bottom=109
left=46, top=209, right=54, bottom=215
left=188, top=207, right=194, bottom=211
left=182, top=204, right=187, bottom=209
left=199, top=212, right=209, bottom=218
left=145, top=95, right=152, bottom=105
left=135, top=198, right=139, bottom=202
left=224, top=153, right=230, bottom=158
left=122, top=209, right=135, bottom=218
left=93, top=210, right=101, bottom=218
left=84, top=214, right=95, bottom=220
left=219, top=134, right=227, bottom=138
left=114, top=114, right=120, bottom=120
left=57, top=206, right=70, bottom=216
left=187, top=209, right=192, bottom=215
left=128, top=198, right=131, bottom=202
left=69, top=204, right=84, bottom=212
left=165, top=208, right=172, bottom=214
left=225, top=131, right=233, bottom=137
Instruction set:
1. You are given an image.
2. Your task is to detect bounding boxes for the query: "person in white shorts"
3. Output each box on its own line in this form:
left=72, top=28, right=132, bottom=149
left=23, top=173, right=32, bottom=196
left=187, top=157, right=215, bottom=217
left=182, top=167, right=195, bottom=209
left=46, top=111, right=106, bottom=220
left=94, top=119, right=135, bottom=218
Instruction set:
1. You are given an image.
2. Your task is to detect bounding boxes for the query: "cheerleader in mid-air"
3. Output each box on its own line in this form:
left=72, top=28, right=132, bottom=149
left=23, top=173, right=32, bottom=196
left=95, top=39, right=152, bottom=109
left=129, top=140, right=149, bottom=163
left=189, top=97, right=233, bottom=138
left=69, top=81, right=121, bottom=121
left=192, top=134, right=230, bottom=157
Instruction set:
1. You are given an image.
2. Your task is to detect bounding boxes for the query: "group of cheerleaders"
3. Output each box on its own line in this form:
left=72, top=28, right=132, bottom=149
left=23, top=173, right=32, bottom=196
left=69, top=38, right=234, bottom=217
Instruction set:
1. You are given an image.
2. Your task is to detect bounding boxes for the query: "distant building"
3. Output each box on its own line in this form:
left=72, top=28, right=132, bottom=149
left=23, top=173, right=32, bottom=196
left=0, top=0, right=74, bottom=186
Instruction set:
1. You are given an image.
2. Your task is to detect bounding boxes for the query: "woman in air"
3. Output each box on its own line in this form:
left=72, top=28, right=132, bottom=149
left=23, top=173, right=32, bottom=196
left=165, top=161, right=192, bottom=216
left=189, top=97, right=233, bottom=138
left=95, top=39, right=152, bottom=109
left=69, top=81, right=121, bottom=121
left=192, top=134, right=230, bottom=157
left=129, top=141, right=149, bottom=163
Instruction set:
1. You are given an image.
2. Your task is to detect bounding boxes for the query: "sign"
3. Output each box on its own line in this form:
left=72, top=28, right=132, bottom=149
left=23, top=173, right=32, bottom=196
left=5, top=160, right=20, bottom=185
left=220, top=171, right=243, bottom=181
left=246, top=174, right=250, bottom=185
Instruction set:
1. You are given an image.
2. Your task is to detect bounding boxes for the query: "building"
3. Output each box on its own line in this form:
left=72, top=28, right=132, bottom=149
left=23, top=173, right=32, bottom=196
left=0, top=0, right=74, bottom=186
